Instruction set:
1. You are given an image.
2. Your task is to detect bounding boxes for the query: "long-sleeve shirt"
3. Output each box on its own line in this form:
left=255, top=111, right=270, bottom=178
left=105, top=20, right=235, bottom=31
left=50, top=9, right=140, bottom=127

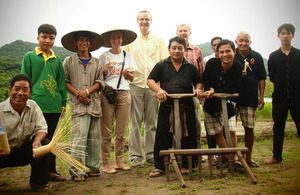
left=268, top=47, right=300, bottom=102
left=63, top=54, right=105, bottom=117
left=21, top=47, right=67, bottom=113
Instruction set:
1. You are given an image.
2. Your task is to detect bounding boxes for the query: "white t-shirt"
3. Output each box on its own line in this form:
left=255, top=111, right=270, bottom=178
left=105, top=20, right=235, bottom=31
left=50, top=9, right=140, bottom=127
left=99, top=50, right=138, bottom=90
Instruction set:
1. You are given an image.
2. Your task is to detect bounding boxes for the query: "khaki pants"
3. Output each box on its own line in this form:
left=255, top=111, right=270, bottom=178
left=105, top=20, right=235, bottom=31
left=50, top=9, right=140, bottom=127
left=128, top=84, right=157, bottom=161
left=100, top=91, right=131, bottom=163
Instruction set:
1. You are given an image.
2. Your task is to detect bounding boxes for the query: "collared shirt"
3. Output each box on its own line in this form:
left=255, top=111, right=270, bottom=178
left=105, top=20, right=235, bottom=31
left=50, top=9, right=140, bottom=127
left=185, top=44, right=204, bottom=78
left=63, top=54, right=105, bottom=117
left=268, top=47, right=300, bottom=102
left=123, top=32, right=169, bottom=88
left=234, top=48, right=266, bottom=107
left=21, top=47, right=67, bottom=113
left=0, top=98, right=47, bottom=150
left=148, top=57, right=202, bottom=94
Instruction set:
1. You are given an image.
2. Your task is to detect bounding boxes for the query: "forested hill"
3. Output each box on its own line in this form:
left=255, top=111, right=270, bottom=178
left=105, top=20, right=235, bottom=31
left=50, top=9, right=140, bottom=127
left=0, top=40, right=74, bottom=101
left=0, top=40, right=74, bottom=61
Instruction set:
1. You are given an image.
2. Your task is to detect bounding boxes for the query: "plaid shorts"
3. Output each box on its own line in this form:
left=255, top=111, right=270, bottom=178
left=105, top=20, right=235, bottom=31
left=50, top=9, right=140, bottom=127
left=204, top=111, right=236, bottom=136
left=236, top=106, right=256, bottom=129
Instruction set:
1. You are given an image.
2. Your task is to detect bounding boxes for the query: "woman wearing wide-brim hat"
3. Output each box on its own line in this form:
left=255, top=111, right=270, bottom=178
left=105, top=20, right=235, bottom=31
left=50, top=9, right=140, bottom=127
left=99, top=27, right=137, bottom=174
left=61, top=30, right=105, bottom=181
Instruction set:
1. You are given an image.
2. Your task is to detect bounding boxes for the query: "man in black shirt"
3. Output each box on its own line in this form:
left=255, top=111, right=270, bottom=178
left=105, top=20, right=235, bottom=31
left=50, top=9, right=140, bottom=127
left=265, top=23, right=300, bottom=164
left=147, top=36, right=204, bottom=177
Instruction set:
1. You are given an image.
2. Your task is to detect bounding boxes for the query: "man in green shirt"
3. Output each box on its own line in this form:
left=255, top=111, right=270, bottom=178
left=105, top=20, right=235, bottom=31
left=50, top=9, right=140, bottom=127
left=21, top=24, right=67, bottom=182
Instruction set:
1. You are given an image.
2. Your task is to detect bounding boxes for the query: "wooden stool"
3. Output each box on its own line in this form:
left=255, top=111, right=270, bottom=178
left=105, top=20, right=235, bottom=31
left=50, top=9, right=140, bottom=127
left=160, top=93, right=257, bottom=187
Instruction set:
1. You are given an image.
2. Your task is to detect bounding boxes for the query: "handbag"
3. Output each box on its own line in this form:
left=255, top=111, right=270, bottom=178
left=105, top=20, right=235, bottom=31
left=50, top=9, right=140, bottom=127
left=104, top=51, right=126, bottom=104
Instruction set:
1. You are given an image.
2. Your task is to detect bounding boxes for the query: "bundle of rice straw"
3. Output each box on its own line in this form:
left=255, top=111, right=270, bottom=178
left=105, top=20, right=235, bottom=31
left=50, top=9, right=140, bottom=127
left=33, top=113, right=90, bottom=175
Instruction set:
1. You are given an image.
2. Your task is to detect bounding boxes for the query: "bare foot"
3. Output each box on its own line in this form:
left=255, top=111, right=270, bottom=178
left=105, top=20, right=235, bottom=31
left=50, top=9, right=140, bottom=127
left=103, top=163, right=117, bottom=174
left=264, top=158, right=279, bottom=164
left=114, top=162, right=131, bottom=171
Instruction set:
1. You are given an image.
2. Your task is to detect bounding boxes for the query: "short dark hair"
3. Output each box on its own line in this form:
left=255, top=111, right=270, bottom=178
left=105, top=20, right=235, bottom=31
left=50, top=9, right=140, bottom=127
left=10, top=73, right=33, bottom=92
left=168, top=36, right=186, bottom=49
left=38, top=24, right=57, bottom=36
left=211, top=36, right=222, bottom=46
left=217, top=39, right=235, bottom=52
left=277, top=23, right=295, bottom=35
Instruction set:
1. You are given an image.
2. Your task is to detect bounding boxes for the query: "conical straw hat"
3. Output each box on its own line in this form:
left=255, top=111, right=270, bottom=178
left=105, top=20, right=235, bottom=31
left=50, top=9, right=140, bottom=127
left=101, top=27, right=137, bottom=48
left=61, top=30, right=104, bottom=52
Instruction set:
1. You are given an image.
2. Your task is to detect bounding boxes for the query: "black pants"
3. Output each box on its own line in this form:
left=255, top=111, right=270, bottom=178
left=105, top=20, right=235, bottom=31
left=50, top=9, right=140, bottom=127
left=0, top=139, right=50, bottom=185
left=43, top=113, right=60, bottom=174
left=272, top=99, right=300, bottom=162
left=154, top=101, right=198, bottom=171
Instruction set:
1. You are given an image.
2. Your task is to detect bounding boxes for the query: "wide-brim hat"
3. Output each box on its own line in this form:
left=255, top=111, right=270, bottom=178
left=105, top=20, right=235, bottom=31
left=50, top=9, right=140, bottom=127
left=101, top=27, right=137, bottom=48
left=61, top=30, right=104, bottom=52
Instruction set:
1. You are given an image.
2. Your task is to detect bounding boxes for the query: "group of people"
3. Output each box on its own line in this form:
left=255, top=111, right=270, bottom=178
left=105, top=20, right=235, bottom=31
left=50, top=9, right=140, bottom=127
left=0, top=9, right=299, bottom=192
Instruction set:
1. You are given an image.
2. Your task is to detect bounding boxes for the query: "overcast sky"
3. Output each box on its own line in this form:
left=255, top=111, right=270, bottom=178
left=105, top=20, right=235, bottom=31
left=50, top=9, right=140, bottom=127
left=0, top=0, right=299, bottom=58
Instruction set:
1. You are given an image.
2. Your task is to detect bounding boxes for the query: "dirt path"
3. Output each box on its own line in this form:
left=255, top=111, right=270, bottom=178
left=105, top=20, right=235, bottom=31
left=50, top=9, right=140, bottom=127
left=0, top=121, right=299, bottom=195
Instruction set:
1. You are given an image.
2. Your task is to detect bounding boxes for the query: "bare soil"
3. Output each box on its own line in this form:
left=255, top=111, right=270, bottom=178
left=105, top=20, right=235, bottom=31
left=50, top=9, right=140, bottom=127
left=0, top=120, right=299, bottom=195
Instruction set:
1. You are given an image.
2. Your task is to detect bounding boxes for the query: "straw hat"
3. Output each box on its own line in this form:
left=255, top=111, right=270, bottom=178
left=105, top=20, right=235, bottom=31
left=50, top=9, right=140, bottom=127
left=61, top=30, right=104, bottom=52
left=101, top=27, right=137, bottom=48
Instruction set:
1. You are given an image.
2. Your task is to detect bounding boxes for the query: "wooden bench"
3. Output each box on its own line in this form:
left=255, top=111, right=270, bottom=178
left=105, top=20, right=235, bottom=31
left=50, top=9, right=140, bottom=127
left=160, top=93, right=257, bottom=188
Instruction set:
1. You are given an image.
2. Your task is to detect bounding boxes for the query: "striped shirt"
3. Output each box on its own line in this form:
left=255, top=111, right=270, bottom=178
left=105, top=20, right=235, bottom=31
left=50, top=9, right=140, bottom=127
left=63, top=54, right=105, bottom=117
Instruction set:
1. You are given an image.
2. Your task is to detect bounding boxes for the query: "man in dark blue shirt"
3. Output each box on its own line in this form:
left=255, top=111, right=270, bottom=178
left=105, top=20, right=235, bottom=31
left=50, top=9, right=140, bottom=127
left=265, top=23, right=300, bottom=164
left=234, top=31, right=266, bottom=168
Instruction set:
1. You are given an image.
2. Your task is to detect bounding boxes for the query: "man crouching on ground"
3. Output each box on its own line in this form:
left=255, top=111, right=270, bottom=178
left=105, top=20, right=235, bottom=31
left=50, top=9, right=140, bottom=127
left=0, top=73, right=51, bottom=192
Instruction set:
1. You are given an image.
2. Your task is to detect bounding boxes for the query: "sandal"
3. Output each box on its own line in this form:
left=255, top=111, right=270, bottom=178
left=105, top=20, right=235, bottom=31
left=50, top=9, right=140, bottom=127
left=49, top=173, right=67, bottom=182
left=149, top=169, right=165, bottom=178
left=87, top=172, right=100, bottom=177
left=247, top=160, right=260, bottom=168
left=30, top=182, right=52, bottom=192
left=72, top=175, right=86, bottom=182
left=181, top=168, right=189, bottom=175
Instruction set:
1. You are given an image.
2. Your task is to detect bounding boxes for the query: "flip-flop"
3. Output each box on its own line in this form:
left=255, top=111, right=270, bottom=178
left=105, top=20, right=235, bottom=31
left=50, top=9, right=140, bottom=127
left=72, top=175, right=86, bottom=182
left=50, top=174, right=67, bottom=182
left=247, top=160, right=260, bottom=168
left=149, top=169, right=165, bottom=178
left=181, top=168, right=189, bottom=175
left=87, top=172, right=101, bottom=177
left=30, top=183, right=52, bottom=192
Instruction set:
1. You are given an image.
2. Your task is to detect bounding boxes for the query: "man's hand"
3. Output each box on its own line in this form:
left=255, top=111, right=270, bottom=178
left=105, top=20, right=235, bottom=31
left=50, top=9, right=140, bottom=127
left=156, top=89, right=168, bottom=102
left=0, top=148, right=9, bottom=156
left=203, top=88, right=215, bottom=99
left=194, top=88, right=204, bottom=100
left=76, top=90, right=88, bottom=101
left=258, top=97, right=265, bottom=110
left=32, top=139, right=42, bottom=149
left=80, top=97, right=91, bottom=105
